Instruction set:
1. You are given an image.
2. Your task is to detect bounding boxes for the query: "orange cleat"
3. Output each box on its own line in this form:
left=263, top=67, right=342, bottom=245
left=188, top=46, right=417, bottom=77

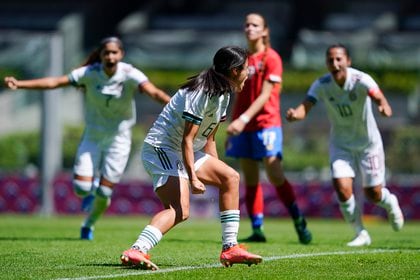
left=220, top=244, right=262, bottom=267
left=120, top=248, right=159, bottom=270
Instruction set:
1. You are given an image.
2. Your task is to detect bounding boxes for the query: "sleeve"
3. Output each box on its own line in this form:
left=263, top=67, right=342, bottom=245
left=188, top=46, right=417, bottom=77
left=220, top=93, right=230, bottom=122
left=306, top=79, right=322, bottom=105
left=126, top=64, right=149, bottom=86
left=264, top=50, right=283, bottom=83
left=68, top=66, right=89, bottom=87
left=182, top=89, right=209, bottom=125
left=360, top=73, right=381, bottom=97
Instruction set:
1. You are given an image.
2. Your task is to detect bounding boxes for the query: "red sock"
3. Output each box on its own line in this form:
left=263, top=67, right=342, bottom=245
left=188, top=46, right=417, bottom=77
left=245, top=183, right=264, bottom=216
left=275, top=179, right=296, bottom=207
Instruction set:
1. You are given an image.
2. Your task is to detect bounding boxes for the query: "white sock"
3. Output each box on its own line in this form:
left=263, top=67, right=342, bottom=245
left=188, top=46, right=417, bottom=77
left=220, top=210, right=240, bottom=249
left=376, top=187, right=392, bottom=210
left=338, top=195, right=364, bottom=234
left=83, top=185, right=112, bottom=228
left=132, top=225, right=163, bottom=253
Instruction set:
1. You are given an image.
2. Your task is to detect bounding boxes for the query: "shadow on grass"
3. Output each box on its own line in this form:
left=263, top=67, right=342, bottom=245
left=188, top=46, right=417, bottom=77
left=0, top=236, right=80, bottom=241
left=164, top=238, right=219, bottom=244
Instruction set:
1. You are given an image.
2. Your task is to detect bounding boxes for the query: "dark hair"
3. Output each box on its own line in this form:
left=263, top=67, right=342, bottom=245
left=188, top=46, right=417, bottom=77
left=81, top=36, right=124, bottom=66
left=326, top=43, right=350, bottom=58
left=180, top=46, right=247, bottom=97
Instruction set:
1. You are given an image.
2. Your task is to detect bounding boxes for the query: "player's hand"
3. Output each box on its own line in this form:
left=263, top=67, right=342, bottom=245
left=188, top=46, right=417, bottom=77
left=4, top=77, right=19, bottom=90
left=226, top=119, right=245, bottom=136
left=286, top=108, right=298, bottom=122
left=190, top=179, right=206, bottom=194
left=378, top=104, right=392, bottom=117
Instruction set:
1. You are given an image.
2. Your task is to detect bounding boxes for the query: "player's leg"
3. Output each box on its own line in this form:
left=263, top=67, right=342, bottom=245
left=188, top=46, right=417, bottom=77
left=264, top=156, right=312, bottom=244
left=333, top=177, right=370, bottom=246
left=360, top=146, right=404, bottom=231
left=331, top=146, right=370, bottom=246
left=262, top=127, right=311, bottom=244
left=72, top=137, right=99, bottom=202
left=121, top=143, right=190, bottom=269
left=240, top=158, right=266, bottom=242
left=82, top=131, right=131, bottom=240
left=122, top=176, right=190, bottom=270
left=196, top=156, right=262, bottom=267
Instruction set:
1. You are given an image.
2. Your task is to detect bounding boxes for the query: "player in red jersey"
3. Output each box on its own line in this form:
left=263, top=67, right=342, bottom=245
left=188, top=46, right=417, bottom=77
left=226, top=13, right=311, bottom=244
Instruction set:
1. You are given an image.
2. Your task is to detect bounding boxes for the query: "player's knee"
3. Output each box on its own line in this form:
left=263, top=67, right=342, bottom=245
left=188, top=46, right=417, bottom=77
left=73, top=179, right=93, bottom=197
left=225, top=169, right=240, bottom=188
left=174, top=207, right=189, bottom=224
left=95, top=185, right=113, bottom=198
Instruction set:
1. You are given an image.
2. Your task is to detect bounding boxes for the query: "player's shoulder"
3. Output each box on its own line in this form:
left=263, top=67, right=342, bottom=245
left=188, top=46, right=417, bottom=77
left=267, top=47, right=282, bottom=60
left=317, top=73, right=332, bottom=84
left=348, top=67, right=374, bottom=85
left=118, top=62, right=136, bottom=73
left=86, top=62, right=102, bottom=72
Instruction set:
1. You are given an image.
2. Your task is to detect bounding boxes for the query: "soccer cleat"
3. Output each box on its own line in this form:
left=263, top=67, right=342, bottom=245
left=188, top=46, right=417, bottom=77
left=294, top=217, right=312, bottom=245
left=81, top=194, right=95, bottom=212
left=387, top=194, right=404, bottom=231
left=347, top=229, right=371, bottom=247
left=220, top=244, right=262, bottom=267
left=120, top=248, right=159, bottom=270
left=80, top=226, right=93, bottom=240
left=239, top=232, right=267, bottom=243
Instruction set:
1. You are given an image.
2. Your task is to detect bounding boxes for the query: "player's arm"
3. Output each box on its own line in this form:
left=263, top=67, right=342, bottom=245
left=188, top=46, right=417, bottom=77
left=368, top=88, right=392, bottom=117
left=286, top=98, right=314, bottom=122
left=227, top=80, right=274, bottom=135
left=4, top=75, right=70, bottom=90
left=182, top=120, right=206, bottom=194
left=139, top=81, right=171, bottom=105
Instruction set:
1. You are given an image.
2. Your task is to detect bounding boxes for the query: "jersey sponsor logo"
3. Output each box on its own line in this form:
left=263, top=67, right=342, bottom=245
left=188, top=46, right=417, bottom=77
left=248, top=65, right=257, bottom=77
left=176, top=160, right=184, bottom=171
left=349, top=90, right=357, bottom=101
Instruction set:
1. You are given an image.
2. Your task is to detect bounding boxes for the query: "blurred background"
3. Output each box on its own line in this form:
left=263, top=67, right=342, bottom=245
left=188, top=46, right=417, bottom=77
left=0, top=0, right=419, bottom=219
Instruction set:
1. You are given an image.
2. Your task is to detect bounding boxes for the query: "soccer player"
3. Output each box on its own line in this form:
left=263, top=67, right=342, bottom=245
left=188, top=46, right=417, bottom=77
left=120, top=46, right=262, bottom=270
left=225, top=13, right=312, bottom=244
left=4, top=36, right=171, bottom=240
left=286, top=43, right=404, bottom=246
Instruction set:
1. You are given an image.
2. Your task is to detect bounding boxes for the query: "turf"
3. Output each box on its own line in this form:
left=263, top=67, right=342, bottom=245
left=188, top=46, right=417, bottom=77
left=0, top=214, right=419, bottom=279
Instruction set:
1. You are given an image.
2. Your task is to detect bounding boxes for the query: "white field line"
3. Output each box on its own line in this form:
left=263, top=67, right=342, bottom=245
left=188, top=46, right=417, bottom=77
left=55, top=249, right=411, bottom=280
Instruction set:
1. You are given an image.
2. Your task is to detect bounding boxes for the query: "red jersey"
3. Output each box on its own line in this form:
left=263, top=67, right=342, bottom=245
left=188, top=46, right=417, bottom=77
left=232, top=47, right=283, bottom=131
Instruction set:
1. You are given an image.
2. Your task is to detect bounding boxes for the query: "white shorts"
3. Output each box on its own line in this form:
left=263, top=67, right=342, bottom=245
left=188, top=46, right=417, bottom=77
left=141, top=142, right=209, bottom=190
left=330, top=142, right=386, bottom=187
left=73, top=129, right=131, bottom=183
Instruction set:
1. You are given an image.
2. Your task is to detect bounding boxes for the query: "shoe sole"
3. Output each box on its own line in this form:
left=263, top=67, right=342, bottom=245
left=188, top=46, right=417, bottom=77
left=120, top=254, right=159, bottom=270
left=220, top=257, right=262, bottom=267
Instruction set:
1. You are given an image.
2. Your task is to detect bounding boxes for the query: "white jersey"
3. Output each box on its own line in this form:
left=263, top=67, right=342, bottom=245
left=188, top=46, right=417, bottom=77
left=68, top=62, right=148, bottom=136
left=144, top=88, right=230, bottom=152
left=307, top=67, right=382, bottom=150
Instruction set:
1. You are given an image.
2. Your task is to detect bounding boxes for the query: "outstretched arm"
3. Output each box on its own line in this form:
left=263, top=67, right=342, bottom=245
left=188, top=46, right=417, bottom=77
left=368, top=88, right=392, bottom=117
left=4, top=75, right=70, bottom=90
left=140, top=81, right=171, bottom=105
left=286, top=99, right=314, bottom=122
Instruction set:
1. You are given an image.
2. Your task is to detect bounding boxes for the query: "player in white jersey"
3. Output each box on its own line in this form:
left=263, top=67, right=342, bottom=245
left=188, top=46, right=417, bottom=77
left=286, top=44, right=404, bottom=246
left=4, top=37, right=171, bottom=240
left=120, top=46, right=262, bottom=270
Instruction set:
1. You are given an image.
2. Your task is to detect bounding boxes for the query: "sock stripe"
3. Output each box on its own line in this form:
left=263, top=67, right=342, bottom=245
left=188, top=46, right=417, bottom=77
left=142, top=229, right=159, bottom=246
left=220, top=214, right=240, bottom=223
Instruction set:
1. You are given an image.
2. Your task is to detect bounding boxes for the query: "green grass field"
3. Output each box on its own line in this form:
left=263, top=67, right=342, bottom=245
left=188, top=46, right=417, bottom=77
left=0, top=214, right=419, bottom=279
